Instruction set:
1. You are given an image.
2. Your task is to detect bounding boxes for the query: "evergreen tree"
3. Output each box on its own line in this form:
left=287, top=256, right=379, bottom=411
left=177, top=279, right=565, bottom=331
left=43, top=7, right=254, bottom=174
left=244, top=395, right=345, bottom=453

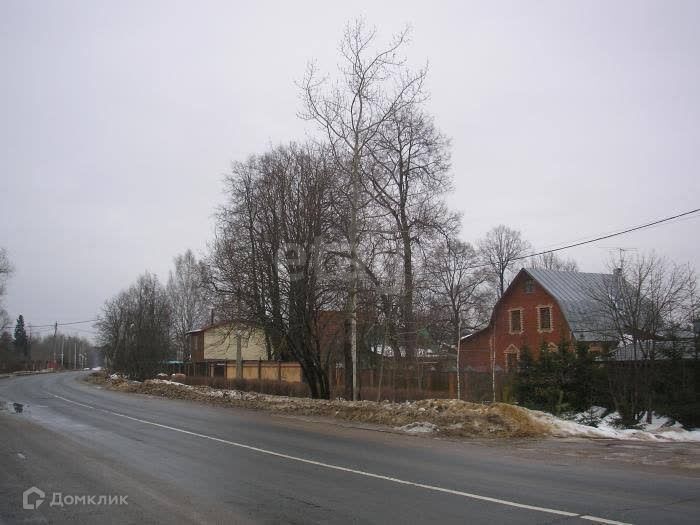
left=514, top=339, right=604, bottom=415
left=13, top=315, right=29, bottom=358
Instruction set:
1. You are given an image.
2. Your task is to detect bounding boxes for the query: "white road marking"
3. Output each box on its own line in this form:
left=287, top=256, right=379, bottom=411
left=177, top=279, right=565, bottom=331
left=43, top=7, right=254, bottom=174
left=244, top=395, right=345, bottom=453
left=580, top=516, right=631, bottom=525
left=51, top=393, right=632, bottom=524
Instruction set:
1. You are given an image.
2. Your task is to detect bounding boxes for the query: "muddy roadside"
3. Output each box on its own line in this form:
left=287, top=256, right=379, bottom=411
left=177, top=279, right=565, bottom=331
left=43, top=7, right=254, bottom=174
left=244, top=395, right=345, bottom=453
left=85, top=372, right=700, bottom=471
left=86, top=372, right=550, bottom=438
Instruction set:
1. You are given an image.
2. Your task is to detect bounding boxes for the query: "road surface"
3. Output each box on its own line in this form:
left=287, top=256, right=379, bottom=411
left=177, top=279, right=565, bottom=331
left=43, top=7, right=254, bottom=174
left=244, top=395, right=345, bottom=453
left=1, top=372, right=698, bottom=524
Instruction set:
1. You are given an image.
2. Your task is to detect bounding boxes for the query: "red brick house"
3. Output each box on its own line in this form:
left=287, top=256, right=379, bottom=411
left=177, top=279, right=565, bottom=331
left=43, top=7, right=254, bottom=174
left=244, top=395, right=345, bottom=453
left=460, top=268, right=615, bottom=373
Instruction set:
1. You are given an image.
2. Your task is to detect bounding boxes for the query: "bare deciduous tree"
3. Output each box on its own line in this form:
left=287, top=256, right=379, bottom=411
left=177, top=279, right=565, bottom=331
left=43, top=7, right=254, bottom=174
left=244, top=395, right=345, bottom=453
left=209, top=143, right=340, bottom=398
left=423, top=237, right=492, bottom=347
left=589, top=252, right=697, bottom=424
left=97, top=272, right=171, bottom=381
left=366, top=104, right=454, bottom=361
left=478, top=225, right=531, bottom=298
left=0, top=248, right=13, bottom=332
left=167, top=249, right=210, bottom=361
left=300, top=18, right=426, bottom=399
left=529, top=252, right=579, bottom=272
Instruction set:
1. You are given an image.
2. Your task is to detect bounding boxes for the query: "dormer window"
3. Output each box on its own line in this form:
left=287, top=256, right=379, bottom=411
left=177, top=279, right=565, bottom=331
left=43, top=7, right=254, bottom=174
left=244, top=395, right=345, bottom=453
left=524, top=279, right=534, bottom=294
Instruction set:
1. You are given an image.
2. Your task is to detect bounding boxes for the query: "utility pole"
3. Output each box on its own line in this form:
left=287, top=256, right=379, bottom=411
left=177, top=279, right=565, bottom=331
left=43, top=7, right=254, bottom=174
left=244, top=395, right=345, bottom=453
left=348, top=145, right=360, bottom=401
left=74, top=342, right=77, bottom=370
left=60, top=337, right=64, bottom=368
left=456, top=318, right=462, bottom=401
left=28, top=324, right=32, bottom=369
left=490, top=316, right=497, bottom=403
left=235, top=331, right=243, bottom=379
left=52, top=322, right=58, bottom=369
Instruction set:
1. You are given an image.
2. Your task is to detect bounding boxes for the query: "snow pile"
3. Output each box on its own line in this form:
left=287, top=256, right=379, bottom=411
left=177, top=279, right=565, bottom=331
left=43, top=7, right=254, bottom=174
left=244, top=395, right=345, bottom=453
left=533, top=407, right=700, bottom=442
left=143, top=379, right=270, bottom=401
left=146, top=379, right=194, bottom=389
left=396, top=422, right=438, bottom=434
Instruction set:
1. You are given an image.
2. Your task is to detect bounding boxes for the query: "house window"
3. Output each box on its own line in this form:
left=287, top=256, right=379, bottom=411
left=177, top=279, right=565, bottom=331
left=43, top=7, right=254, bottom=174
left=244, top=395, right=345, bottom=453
left=509, top=309, right=523, bottom=333
left=524, top=279, right=534, bottom=294
left=538, top=306, right=552, bottom=332
left=505, top=345, right=519, bottom=372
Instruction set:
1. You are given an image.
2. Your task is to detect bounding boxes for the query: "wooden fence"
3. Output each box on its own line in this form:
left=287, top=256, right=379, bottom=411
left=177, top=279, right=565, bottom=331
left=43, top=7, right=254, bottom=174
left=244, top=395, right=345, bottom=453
left=332, top=368, right=511, bottom=402
left=165, top=360, right=514, bottom=402
left=167, top=360, right=303, bottom=383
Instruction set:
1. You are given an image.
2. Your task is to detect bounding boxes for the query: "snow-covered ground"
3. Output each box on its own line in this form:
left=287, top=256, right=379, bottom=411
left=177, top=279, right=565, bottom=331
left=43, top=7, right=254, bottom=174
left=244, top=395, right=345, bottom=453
left=536, top=406, right=700, bottom=442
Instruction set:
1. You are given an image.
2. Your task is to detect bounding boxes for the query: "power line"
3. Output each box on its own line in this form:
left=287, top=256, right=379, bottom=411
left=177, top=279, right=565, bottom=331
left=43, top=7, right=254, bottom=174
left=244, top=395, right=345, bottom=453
left=411, top=207, right=700, bottom=277
left=14, top=208, right=700, bottom=327
left=511, top=207, right=700, bottom=263
left=29, top=318, right=100, bottom=329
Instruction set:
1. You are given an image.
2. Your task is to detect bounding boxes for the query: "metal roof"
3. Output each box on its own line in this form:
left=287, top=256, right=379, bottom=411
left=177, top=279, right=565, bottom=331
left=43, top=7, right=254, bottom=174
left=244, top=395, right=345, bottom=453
left=609, top=338, right=698, bottom=361
left=524, top=268, right=616, bottom=341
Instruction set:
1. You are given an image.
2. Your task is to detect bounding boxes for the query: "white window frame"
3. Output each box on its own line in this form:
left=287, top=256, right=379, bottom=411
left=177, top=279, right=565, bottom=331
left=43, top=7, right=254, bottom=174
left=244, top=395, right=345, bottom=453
left=509, top=308, right=524, bottom=334
left=504, top=344, right=519, bottom=372
left=537, top=305, right=554, bottom=333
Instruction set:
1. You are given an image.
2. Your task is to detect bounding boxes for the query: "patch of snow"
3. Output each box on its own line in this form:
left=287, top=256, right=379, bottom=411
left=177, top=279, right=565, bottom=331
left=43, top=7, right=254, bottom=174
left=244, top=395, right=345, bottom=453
left=396, top=421, right=438, bottom=434
left=145, top=379, right=193, bottom=389
left=537, top=408, right=700, bottom=442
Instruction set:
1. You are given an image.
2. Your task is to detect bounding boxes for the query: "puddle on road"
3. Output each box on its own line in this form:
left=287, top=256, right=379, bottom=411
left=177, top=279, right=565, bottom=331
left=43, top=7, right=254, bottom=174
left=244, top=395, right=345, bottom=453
left=1, top=401, right=26, bottom=413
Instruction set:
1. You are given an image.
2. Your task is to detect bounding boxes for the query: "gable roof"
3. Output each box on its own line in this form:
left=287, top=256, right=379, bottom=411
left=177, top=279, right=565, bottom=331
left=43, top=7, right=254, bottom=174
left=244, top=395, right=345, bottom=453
left=185, top=319, right=258, bottom=335
left=523, top=268, right=616, bottom=341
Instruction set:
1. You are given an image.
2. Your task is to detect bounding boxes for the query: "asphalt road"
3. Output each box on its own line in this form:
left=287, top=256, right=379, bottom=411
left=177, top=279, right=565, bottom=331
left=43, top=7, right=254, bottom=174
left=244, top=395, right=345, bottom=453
left=1, top=372, right=698, bottom=524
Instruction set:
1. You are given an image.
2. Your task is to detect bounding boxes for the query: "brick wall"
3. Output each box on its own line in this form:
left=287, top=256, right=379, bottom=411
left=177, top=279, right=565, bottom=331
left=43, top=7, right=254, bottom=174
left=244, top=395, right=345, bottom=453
left=460, top=270, right=574, bottom=372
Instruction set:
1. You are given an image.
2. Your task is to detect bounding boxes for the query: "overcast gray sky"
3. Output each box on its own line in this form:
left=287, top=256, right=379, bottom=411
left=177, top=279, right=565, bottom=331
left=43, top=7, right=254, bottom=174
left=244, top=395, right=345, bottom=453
left=1, top=0, right=699, bottom=340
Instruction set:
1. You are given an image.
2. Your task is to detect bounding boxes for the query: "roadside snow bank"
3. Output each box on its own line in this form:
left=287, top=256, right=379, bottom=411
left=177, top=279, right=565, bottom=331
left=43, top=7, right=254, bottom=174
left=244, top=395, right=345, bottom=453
left=533, top=407, right=700, bottom=442
left=90, top=375, right=700, bottom=442
left=91, top=375, right=549, bottom=438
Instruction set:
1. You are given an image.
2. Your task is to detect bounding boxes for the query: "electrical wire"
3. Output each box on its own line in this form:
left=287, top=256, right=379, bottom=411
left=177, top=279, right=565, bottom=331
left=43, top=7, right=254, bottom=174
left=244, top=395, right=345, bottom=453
left=510, top=207, right=700, bottom=263
left=28, top=318, right=100, bottom=329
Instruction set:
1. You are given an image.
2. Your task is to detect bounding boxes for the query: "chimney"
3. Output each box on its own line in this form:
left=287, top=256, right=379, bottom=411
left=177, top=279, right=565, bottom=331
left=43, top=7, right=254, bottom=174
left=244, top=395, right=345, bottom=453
left=210, top=308, right=215, bottom=326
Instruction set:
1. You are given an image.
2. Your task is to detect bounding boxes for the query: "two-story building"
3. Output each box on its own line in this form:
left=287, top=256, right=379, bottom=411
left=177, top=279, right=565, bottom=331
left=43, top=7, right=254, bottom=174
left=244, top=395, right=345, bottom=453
left=186, top=321, right=270, bottom=378
left=460, top=268, right=616, bottom=372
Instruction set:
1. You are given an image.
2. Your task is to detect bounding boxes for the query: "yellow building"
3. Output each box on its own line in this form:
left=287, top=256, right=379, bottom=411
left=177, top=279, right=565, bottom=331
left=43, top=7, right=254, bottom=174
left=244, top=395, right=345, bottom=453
left=203, top=323, right=268, bottom=362
left=186, top=321, right=302, bottom=383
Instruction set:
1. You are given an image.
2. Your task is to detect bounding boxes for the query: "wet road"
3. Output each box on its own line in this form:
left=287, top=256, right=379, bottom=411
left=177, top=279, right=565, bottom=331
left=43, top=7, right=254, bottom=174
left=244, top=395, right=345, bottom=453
left=1, top=372, right=699, bottom=524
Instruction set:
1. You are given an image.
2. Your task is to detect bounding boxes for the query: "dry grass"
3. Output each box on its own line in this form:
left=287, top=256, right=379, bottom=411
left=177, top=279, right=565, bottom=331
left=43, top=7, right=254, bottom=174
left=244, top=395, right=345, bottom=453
left=87, top=372, right=549, bottom=438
